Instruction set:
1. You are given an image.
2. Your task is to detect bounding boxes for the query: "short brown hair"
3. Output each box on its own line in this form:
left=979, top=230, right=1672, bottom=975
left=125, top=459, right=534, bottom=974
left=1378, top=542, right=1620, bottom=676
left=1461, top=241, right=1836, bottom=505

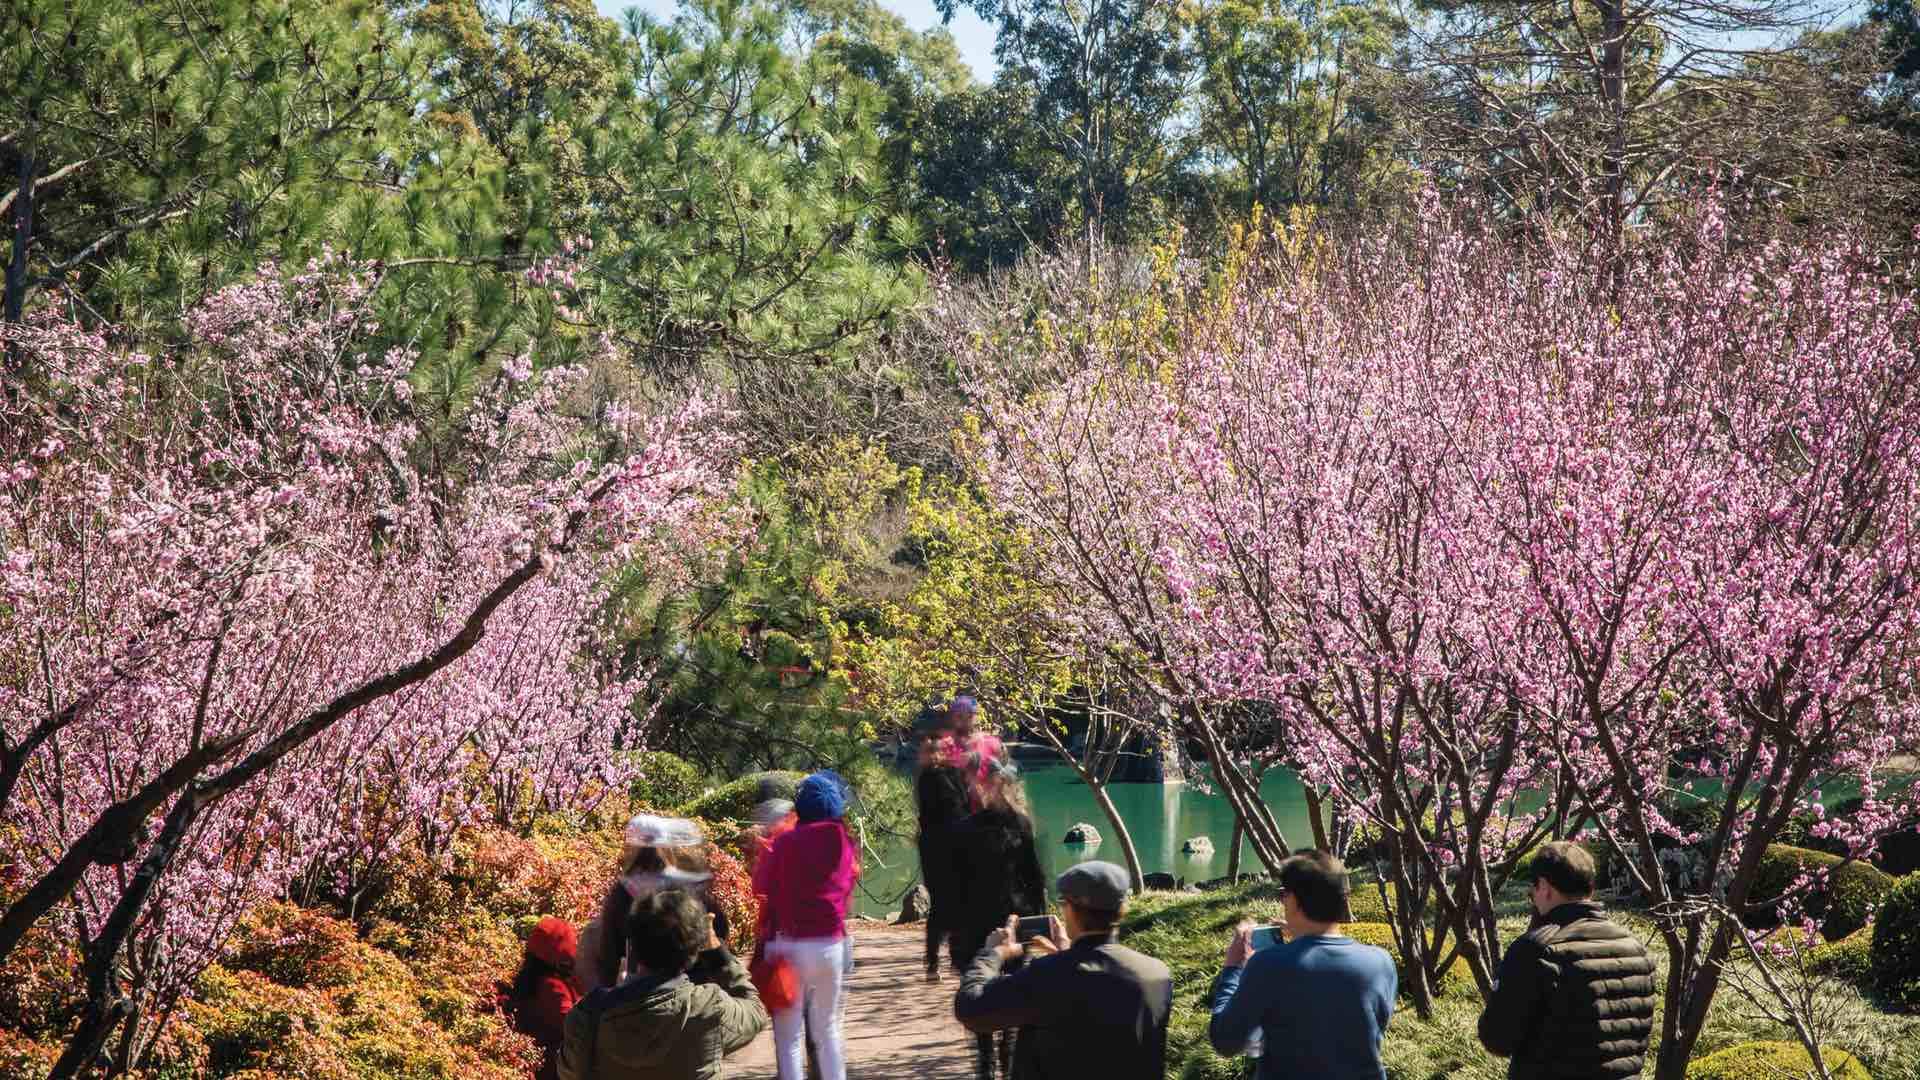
left=626, top=889, right=708, bottom=975
left=1277, top=850, right=1350, bottom=923
left=1065, top=897, right=1126, bottom=932
left=1528, top=841, right=1596, bottom=897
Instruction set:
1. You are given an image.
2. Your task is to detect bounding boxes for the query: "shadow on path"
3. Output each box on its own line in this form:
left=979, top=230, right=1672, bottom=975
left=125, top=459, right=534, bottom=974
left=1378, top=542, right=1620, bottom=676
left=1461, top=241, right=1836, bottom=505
left=722, top=921, right=977, bottom=1080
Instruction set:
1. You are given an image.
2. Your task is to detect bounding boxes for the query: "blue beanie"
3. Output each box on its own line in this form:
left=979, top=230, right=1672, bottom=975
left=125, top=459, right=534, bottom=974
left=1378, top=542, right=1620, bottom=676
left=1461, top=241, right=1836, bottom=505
left=794, top=771, right=849, bottom=822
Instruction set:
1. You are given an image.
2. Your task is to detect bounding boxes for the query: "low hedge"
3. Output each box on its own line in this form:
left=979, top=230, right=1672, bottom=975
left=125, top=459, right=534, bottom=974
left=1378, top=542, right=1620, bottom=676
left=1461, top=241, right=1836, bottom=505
left=1872, top=872, right=1920, bottom=1012
left=1746, top=844, right=1894, bottom=941
left=1685, top=1040, right=1870, bottom=1080
left=624, top=750, right=709, bottom=811
left=1807, top=928, right=1875, bottom=990
left=678, top=770, right=804, bottom=822
left=1343, top=922, right=1477, bottom=1001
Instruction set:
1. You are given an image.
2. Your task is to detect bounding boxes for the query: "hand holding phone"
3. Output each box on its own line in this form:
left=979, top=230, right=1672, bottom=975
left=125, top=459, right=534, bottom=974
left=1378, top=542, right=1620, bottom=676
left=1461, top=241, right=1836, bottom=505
left=1248, top=924, right=1284, bottom=952
left=1015, top=915, right=1054, bottom=942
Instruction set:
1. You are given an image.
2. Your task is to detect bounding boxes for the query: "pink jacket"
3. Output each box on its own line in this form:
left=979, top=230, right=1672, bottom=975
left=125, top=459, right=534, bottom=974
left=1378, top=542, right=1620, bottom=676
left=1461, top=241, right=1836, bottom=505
left=754, top=819, right=857, bottom=941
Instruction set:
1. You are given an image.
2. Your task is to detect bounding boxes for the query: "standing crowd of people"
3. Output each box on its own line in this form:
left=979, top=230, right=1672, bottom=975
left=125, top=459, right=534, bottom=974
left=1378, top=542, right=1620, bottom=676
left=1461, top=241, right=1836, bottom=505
left=495, top=693, right=1658, bottom=1080
left=494, top=770, right=860, bottom=1080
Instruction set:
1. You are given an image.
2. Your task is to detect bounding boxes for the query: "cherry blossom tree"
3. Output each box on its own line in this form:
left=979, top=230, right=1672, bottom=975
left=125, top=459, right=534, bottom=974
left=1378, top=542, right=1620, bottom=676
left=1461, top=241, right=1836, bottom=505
left=0, top=257, right=733, bottom=1071
left=1465, top=210, right=1920, bottom=1077
left=961, top=201, right=1920, bottom=1056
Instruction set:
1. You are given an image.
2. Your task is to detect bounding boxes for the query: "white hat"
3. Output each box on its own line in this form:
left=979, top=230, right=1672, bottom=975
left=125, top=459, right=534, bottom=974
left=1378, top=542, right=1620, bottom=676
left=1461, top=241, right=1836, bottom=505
left=624, top=813, right=705, bottom=849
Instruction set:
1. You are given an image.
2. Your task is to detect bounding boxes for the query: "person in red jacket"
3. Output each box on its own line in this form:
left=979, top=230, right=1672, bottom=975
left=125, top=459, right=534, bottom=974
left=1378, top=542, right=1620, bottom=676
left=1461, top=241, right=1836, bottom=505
left=500, top=916, right=583, bottom=1080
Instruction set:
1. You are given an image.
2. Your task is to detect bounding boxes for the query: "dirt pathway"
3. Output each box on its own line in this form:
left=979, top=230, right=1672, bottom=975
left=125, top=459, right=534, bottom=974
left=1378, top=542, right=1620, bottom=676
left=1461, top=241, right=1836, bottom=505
left=722, top=920, right=979, bottom=1080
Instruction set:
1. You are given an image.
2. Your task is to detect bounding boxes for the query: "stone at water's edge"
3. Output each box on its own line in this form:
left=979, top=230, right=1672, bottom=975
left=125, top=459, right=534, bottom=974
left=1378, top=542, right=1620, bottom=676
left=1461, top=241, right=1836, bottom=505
left=895, top=883, right=931, bottom=924
left=1182, top=836, right=1214, bottom=856
left=1064, top=822, right=1102, bottom=844
left=1143, top=872, right=1178, bottom=890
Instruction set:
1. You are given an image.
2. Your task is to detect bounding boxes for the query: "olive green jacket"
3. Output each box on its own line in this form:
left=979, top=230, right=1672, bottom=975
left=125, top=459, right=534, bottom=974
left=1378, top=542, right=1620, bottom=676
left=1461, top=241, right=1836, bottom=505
left=558, top=948, right=768, bottom=1080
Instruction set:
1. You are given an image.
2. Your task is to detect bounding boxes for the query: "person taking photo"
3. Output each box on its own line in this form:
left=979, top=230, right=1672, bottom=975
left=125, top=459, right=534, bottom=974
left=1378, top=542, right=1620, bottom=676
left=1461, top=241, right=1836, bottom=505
left=1208, top=850, right=1397, bottom=1079
left=953, top=860, right=1172, bottom=1080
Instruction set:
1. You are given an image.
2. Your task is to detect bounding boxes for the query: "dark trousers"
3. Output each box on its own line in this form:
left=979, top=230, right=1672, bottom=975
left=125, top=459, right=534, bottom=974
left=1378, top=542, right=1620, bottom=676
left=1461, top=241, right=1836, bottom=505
left=973, top=1029, right=1014, bottom=1080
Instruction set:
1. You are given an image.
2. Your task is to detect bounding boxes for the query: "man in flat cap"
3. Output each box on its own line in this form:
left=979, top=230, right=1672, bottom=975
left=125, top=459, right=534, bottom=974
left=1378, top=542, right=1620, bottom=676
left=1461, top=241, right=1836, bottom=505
left=953, top=860, right=1172, bottom=1080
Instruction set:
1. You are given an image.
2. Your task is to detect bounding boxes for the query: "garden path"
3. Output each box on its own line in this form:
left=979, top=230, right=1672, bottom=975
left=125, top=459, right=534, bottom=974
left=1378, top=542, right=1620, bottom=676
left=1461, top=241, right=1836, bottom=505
left=722, top=920, right=978, bottom=1080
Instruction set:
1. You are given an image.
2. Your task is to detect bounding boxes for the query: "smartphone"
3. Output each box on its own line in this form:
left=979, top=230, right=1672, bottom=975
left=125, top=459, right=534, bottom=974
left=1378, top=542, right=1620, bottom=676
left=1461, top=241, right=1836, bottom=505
left=1248, top=924, right=1284, bottom=951
left=1016, top=915, right=1055, bottom=942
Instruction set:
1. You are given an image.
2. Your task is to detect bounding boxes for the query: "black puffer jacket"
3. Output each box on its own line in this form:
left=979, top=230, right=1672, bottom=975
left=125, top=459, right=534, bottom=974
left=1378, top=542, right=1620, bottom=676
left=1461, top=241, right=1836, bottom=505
left=1478, top=901, right=1656, bottom=1080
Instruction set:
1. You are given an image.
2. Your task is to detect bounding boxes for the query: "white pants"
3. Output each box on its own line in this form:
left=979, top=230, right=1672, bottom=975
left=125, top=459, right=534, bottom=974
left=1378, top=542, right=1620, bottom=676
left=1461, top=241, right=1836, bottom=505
left=769, top=935, right=849, bottom=1080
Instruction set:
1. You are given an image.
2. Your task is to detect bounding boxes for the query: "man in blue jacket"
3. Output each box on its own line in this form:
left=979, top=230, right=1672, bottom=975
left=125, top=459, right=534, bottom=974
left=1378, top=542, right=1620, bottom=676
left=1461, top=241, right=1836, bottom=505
left=1208, top=850, right=1397, bottom=1079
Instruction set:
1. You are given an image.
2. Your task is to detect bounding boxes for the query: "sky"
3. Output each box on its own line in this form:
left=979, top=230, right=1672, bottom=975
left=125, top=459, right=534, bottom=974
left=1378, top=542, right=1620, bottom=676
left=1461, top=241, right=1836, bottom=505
left=593, top=0, right=1001, bottom=82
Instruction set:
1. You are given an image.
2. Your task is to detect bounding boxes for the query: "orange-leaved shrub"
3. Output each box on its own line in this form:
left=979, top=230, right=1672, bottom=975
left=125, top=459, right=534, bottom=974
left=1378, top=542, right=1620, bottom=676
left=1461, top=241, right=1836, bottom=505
left=0, top=810, right=755, bottom=1077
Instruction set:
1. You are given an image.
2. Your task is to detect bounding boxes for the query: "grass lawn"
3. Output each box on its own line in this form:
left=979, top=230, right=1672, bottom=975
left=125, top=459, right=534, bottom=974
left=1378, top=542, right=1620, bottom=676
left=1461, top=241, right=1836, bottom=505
left=1116, top=878, right=1920, bottom=1080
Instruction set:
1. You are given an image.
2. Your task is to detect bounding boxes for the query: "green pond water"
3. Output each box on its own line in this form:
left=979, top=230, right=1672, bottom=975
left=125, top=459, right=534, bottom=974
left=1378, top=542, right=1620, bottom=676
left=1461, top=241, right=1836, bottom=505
left=853, top=763, right=1315, bottom=918
left=847, top=763, right=1898, bottom=917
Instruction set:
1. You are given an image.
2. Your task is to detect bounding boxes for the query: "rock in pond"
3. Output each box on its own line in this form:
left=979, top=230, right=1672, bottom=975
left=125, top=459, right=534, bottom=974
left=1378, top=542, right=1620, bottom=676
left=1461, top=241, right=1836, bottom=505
left=1064, top=822, right=1102, bottom=845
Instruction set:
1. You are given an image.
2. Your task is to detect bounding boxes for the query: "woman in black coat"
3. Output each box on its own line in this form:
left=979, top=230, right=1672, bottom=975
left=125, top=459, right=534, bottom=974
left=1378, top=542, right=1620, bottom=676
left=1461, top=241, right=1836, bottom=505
left=917, top=729, right=974, bottom=979
left=948, top=757, right=1047, bottom=1080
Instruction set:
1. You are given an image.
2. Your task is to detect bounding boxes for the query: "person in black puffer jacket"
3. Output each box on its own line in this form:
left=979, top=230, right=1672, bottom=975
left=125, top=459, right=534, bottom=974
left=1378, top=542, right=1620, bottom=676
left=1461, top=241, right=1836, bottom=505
left=1479, top=841, right=1656, bottom=1079
left=950, top=753, right=1047, bottom=1080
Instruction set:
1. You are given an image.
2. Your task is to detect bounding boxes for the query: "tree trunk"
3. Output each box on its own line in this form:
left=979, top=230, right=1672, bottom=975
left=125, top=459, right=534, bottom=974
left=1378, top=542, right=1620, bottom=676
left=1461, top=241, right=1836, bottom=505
left=5, top=124, right=35, bottom=330
left=1227, top=817, right=1243, bottom=881
left=1086, top=770, right=1147, bottom=895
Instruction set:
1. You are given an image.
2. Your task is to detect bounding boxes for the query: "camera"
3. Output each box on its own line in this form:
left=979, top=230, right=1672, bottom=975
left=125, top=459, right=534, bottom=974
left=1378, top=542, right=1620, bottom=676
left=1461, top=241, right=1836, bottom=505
left=1016, top=915, right=1055, bottom=942
left=1248, top=924, right=1284, bottom=951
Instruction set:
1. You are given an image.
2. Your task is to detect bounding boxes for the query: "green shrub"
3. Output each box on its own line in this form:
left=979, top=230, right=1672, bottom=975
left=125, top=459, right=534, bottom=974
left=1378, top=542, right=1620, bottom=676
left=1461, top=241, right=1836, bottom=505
left=1346, top=882, right=1399, bottom=924
left=625, top=750, right=709, bottom=811
left=1344, top=922, right=1476, bottom=1000
left=1748, top=845, right=1894, bottom=941
left=679, top=769, right=804, bottom=822
left=1872, top=873, right=1920, bottom=1012
left=1665, top=798, right=1724, bottom=847
left=1807, top=929, right=1875, bottom=989
left=1685, top=1040, right=1870, bottom=1080
left=1804, top=926, right=1881, bottom=991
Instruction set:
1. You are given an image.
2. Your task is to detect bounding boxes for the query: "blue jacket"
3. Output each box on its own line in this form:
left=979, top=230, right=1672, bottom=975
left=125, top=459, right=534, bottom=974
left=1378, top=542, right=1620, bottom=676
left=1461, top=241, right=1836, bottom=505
left=1209, top=932, right=1397, bottom=1080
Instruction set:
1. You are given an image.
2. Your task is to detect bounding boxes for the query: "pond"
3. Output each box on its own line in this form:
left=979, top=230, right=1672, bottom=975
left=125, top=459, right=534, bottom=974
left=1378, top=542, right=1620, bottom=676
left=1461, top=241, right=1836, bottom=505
left=852, top=762, right=1317, bottom=918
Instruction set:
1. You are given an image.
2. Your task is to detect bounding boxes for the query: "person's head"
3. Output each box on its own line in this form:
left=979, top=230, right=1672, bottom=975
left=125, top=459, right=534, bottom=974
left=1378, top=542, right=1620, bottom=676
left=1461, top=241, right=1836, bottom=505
left=795, top=770, right=849, bottom=823
left=948, top=695, right=978, bottom=736
left=621, top=814, right=703, bottom=875
left=1055, top=861, right=1131, bottom=938
left=752, top=798, right=795, bottom=830
left=1526, top=841, right=1596, bottom=914
left=970, top=755, right=1028, bottom=818
left=1276, top=850, right=1350, bottom=934
left=513, top=916, right=577, bottom=998
left=625, top=889, right=709, bottom=978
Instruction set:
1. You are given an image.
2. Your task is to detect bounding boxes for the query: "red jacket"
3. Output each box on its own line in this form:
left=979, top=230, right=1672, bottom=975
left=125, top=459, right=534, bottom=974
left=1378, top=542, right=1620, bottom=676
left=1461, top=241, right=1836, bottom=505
left=505, top=973, right=579, bottom=1080
left=753, top=819, right=857, bottom=941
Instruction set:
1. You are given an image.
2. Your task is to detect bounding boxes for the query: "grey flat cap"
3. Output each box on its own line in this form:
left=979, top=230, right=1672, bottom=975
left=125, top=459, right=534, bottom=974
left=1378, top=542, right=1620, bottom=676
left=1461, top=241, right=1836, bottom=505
left=1056, top=860, right=1130, bottom=911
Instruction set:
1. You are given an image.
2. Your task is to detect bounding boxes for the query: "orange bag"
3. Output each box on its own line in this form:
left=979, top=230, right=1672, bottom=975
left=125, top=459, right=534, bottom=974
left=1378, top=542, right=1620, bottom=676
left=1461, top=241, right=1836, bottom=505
left=750, top=947, right=798, bottom=1011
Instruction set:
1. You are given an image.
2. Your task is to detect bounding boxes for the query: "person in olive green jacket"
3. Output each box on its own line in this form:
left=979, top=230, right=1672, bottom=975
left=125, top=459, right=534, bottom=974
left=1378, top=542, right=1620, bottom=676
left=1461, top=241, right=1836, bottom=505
left=560, top=889, right=769, bottom=1080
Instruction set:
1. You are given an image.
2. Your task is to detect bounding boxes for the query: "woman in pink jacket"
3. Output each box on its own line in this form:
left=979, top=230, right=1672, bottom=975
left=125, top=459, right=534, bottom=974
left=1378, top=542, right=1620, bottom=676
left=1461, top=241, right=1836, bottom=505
left=753, top=771, right=858, bottom=1080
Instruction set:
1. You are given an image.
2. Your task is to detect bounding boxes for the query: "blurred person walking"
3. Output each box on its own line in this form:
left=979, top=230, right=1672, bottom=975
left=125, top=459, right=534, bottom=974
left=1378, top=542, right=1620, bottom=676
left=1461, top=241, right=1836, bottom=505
left=917, top=696, right=977, bottom=980
left=949, top=754, right=1046, bottom=1080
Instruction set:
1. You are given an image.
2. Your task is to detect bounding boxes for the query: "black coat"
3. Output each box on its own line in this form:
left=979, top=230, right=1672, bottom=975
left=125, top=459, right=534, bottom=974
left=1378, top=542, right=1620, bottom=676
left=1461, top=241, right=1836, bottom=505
left=948, top=806, right=1047, bottom=960
left=954, top=931, right=1173, bottom=1080
left=917, top=764, right=972, bottom=900
left=1477, top=901, right=1657, bottom=1080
